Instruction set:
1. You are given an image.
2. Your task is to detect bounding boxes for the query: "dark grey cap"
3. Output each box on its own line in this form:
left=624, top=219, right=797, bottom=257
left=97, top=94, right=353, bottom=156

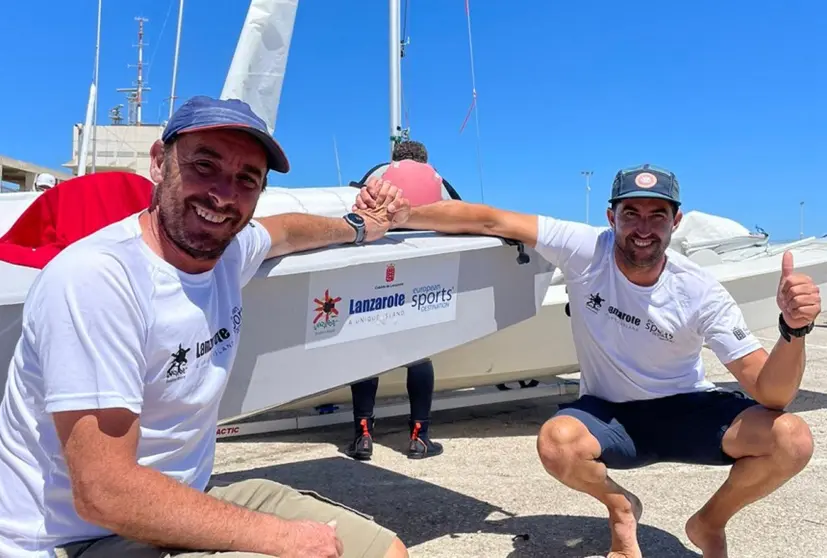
left=609, top=164, right=680, bottom=206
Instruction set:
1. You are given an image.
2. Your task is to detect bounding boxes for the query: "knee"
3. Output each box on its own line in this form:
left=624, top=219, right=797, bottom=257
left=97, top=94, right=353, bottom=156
left=771, top=413, right=814, bottom=474
left=536, top=416, right=595, bottom=479
left=383, top=536, right=409, bottom=558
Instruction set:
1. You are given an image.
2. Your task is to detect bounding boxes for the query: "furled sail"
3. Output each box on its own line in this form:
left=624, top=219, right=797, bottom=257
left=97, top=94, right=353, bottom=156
left=220, top=0, right=299, bottom=133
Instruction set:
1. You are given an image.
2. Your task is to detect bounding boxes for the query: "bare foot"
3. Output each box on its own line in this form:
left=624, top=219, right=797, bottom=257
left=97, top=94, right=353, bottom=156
left=686, top=513, right=728, bottom=558
left=607, top=487, right=644, bottom=558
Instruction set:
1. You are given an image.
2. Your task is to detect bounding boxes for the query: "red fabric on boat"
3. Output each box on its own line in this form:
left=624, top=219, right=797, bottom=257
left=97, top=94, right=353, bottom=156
left=0, top=172, right=154, bottom=269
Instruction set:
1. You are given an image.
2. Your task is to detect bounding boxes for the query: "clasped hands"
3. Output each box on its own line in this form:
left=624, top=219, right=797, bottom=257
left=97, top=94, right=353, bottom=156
left=351, top=177, right=411, bottom=242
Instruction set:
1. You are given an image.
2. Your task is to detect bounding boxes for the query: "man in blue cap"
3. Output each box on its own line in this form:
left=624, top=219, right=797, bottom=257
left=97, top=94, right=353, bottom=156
left=0, top=96, right=410, bottom=558
left=354, top=164, right=819, bottom=558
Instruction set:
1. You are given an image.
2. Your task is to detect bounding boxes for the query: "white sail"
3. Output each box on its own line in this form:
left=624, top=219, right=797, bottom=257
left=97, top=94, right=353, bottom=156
left=220, top=0, right=299, bottom=133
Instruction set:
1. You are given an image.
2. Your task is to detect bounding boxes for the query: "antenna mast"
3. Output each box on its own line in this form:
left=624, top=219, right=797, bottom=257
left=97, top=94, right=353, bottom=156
left=169, top=0, right=185, bottom=119
left=116, top=17, right=151, bottom=125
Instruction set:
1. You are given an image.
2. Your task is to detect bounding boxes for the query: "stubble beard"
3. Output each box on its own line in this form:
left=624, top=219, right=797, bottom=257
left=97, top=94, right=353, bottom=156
left=154, top=168, right=250, bottom=262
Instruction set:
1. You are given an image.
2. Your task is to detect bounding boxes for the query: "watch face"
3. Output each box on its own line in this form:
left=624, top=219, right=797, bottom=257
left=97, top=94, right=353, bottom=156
left=348, top=213, right=365, bottom=225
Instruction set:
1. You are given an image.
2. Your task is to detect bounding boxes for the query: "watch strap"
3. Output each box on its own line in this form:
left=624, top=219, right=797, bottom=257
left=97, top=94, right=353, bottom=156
left=343, top=213, right=366, bottom=245
left=778, top=312, right=814, bottom=342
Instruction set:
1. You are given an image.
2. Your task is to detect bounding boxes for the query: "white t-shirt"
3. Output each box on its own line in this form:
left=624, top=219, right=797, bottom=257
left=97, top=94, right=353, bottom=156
left=0, top=212, right=272, bottom=557
left=535, top=215, right=762, bottom=403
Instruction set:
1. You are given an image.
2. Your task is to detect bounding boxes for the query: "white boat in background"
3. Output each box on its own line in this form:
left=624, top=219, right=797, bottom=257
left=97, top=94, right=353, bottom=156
left=0, top=185, right=555, bottom=424
left=273, top=210, right=827, bottom=414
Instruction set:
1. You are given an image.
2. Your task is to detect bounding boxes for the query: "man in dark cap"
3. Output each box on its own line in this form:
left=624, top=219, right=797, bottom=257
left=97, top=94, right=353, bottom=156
left=354, top=163, right=819, bottom=558
left=0, top=96, right=409, bottom=558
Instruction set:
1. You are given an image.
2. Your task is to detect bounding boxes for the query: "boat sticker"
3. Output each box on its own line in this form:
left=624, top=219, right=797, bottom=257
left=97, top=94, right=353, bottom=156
left=305, top=253, right=460, bottom=348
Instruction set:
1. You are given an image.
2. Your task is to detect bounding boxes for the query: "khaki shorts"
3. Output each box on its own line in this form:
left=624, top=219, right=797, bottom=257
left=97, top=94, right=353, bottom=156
left=55, top=479, right=397, bottom=558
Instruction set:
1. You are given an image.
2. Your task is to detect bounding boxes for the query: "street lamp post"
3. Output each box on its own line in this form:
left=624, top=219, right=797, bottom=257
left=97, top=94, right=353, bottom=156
left=581, top=170, right=593, bottom=224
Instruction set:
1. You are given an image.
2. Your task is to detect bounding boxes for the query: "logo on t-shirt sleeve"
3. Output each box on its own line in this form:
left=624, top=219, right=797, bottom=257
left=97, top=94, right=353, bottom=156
left=731, top=326, right=750, bottom=341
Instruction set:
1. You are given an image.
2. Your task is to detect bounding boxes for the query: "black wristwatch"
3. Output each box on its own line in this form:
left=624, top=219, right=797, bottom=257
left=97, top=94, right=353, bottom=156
left=343, top=213, right=366, bottom=245
left=778, top=312, right=815, bottom=342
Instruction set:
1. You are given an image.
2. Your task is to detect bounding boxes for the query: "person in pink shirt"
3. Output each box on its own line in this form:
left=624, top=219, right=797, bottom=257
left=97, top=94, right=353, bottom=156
left=345, top=141, right=446, bottom=461
left=381, top=159, right=443, bottom=207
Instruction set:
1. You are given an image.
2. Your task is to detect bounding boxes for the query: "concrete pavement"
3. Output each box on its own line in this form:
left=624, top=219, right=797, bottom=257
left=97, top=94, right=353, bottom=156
left=213, top=322, right=827, bottom=557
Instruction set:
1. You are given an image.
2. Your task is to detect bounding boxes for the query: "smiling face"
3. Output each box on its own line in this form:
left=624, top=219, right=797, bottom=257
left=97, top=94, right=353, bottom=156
left=148, top=128, right=267, bottom=265
left=607, top=197, right=682, bottom=271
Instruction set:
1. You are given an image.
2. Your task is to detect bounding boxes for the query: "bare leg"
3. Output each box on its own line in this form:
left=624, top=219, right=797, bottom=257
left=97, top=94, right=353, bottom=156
left=383, top=537, right=409, bottom=558
left=685, top=407, right=814, bottom=558
left=537, top=416, right=643, bottom=558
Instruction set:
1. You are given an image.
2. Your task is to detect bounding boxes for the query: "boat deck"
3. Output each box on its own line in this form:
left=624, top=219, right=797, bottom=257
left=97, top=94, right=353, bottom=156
left=213, top=320, right=827, bottom=557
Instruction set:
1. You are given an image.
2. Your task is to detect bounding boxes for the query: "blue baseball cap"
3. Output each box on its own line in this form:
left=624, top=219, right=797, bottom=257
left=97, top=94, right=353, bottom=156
left=162, top=95, right=290, bottom=173
left=609, top=164, right=680, bottom=206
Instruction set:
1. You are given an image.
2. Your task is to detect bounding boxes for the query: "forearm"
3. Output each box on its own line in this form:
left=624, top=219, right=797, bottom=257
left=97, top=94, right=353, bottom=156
left=754, top=336, right=806, bottom=409
left=78, top=464, right=290, bottom=556
left=395, top=200, right=498, bottom=235
left=260, top=213, right=356, bottom=258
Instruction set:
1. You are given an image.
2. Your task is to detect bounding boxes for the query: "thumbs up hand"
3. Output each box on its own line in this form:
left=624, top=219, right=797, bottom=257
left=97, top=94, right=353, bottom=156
left=777, top=251, right=821, bottom=329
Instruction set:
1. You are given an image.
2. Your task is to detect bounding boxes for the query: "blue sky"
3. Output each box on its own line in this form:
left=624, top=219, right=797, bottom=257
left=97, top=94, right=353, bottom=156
left=1, top=0, right=825, bottom=240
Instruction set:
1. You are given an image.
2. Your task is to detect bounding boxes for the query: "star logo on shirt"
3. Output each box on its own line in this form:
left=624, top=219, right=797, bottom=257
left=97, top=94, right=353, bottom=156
left=166, top=344, right=191, bottom=382
left=586, top=292, right=605, bottom=313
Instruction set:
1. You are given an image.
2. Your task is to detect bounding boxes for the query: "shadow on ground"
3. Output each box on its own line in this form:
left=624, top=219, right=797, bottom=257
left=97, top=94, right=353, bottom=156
left=220, top=393, right=567, bottom=454
left=210, top=456, right=699, bottom=558
left=218, top=380, right=827, bottom=459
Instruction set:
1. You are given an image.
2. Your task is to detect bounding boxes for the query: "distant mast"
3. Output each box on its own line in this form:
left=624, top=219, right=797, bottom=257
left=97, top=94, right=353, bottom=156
left=117, top=17, right=151, bottom=126
left=388, top=0, right=402, bottom=158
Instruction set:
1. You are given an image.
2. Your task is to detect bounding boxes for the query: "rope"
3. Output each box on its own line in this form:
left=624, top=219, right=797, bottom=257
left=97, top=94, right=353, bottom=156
left=461, top=0, right=485, bottom=202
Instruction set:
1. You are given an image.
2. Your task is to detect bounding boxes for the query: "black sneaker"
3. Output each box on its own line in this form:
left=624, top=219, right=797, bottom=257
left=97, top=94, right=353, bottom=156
left=408, top=419, right=444, bottom=460
left=345, top=417, right=374, bottom=460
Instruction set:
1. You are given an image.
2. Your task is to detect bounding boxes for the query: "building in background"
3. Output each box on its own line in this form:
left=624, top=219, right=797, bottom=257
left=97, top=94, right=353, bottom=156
left=0, top=156, right=72, bottom=193
left=63, top=120, right=163, bottom=180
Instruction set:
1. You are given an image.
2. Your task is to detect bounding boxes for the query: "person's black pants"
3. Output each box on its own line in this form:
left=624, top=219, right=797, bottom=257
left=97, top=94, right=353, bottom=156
left=350, top=359, right=435, bottom=421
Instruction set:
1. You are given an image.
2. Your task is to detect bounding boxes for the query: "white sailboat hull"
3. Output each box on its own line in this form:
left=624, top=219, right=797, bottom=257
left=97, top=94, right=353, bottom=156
left=274, top=282, right=575, bottom=411
left=0, top=187, right=556, bottom=423
left=4, top=190, right=827, bottom=423
left=275, top=228, right=827, bottom=413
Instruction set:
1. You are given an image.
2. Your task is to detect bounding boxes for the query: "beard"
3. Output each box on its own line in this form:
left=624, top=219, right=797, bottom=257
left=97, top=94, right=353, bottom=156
left=154, top=168, right=252, bottom=261
left=615, top=234, right=669, bottom=268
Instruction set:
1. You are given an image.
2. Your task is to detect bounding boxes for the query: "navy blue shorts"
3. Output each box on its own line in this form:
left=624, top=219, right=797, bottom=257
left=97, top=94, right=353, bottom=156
left=554, top=389, right=761, bottom=469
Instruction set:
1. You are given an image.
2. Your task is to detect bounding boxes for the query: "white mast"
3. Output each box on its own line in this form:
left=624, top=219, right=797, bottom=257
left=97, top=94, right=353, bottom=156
left=77, top=84, right=97, bottom=176
left=169, top=0, right=185, bottom=119
left=91, top=0, right=101, bottom=172
left=388, top=0, right=402, bottom=157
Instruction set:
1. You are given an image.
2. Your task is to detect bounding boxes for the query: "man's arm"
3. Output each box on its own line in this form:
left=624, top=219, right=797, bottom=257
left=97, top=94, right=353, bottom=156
left=394, top=199, right=540, bottom=247
left=724, top=339, right=804, bottom=410
left=34, top=253, right=335, bottom=556
left=353, top=182, right=537, bottom=246
left=258, top=213, right=357, bottom=259
left=258, top=179, right=406, bottom=259
left=702, top=252, right=819, bottom=410
left=355, top=183, right=603, bottom=276
left=54, top=409, right=296, bottom=555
